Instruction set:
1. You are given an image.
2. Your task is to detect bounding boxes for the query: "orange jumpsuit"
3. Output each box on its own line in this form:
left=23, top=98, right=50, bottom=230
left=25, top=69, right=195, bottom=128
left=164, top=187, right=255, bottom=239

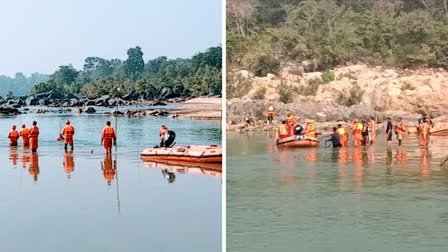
left=62, top=125, right=75, bottom=145
left=419, top=123, right=430, bottom=146
left=368, top=120, right=376, bottom=142
left=29, top=126, right=39, bottom=151
left=352, top=122, right=363, bottom=147
left=337, top=128, right=349, bottom=147
left=8, top=130, right=20, bottom=146
left=267, top=106, right=275, bottom=123
left=101, top=126, right=116, bottom=152
left=20, top=128, right=29, bottom=146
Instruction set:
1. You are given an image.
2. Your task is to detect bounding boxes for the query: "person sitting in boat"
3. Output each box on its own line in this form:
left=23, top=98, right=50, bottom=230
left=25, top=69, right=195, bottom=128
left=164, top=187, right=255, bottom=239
left=274, top=120, right=289, bottom=143
left=159, top=125, right=169, bottom=147
left=294, top=121, right=305, bottom=139
left=304, top=120, right=319, bottom=138
left=326, top=127, right=342, bottom=148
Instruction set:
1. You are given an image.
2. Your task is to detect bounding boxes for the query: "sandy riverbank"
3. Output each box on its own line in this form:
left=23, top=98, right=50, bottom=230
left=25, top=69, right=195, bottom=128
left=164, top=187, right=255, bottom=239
left=172, top=97, right=222, bottom=120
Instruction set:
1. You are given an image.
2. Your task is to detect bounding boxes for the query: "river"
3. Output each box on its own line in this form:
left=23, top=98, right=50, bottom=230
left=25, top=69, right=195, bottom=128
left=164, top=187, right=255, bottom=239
left=0, top=110, right=222, bottom=252
left=227, top=132, right=448, bottom=252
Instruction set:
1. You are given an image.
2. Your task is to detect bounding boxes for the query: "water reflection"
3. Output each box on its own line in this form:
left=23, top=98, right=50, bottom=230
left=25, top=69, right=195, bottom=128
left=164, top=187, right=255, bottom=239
left=9, top=146, right=19, bottom=168
left=144, top=161, right=222, bottom=181
left=63, top=150, right=75, bottom=179
left=21, top=148, right=30, bottom=169
left=29, top=153, right=39, bottom=182
left=101, top=154, right=117, bottom=186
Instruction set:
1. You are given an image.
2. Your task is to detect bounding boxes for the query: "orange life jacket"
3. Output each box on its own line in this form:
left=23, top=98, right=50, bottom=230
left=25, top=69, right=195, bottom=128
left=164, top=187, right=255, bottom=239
left=278, top=124, right=288, bottom=136
left=267, top=106, right=275, bottom=116
left=102, top=126, right=116, bottom=140
left=395, top=122, right=406, bottom=133
left=337, top=128, right=348, bottom=138
left=63, top=125, right=75, bottom=138
left=20, top=128, right=29, bottom=140
left=9, top=130, right=19, bottom=141
left=29, top=126, right=39, bottom=139
left=286, top=115, right=297, bottom=127
left=353, top=123, right=363, bottom=135
left=305, top=124, right=318, bottom=137
left=420, top=123, right=430, bottom=137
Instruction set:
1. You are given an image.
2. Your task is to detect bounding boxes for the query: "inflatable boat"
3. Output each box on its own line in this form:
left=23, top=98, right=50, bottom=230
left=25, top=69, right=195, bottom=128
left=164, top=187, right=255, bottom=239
left=140, top=145, right=222, bottom=163
left=276, top=135, right=319, bottom=148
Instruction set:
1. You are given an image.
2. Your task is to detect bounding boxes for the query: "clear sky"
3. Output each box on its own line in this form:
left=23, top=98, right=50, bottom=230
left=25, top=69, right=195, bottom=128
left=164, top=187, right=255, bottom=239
left=0, top=0, right=222, bottom=77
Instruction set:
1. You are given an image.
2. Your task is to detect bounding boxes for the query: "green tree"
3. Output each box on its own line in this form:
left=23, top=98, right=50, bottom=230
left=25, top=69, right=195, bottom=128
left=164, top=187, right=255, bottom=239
left=51, top=65, right=79, bottom=84
left=124, top=46, right=144, bottom=80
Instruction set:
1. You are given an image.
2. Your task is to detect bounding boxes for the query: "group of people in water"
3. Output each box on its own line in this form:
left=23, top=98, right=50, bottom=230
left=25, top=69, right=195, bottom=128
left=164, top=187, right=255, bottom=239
left=268, top=105, right=435, bottom=148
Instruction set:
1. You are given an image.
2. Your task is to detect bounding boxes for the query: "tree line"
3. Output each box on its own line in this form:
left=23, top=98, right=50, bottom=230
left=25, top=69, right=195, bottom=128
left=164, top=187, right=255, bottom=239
left=29, top=46, right=222, bottom=99
left=0, top=73, right=49, bottom=97
left=227, top=0, right=448, bottom=76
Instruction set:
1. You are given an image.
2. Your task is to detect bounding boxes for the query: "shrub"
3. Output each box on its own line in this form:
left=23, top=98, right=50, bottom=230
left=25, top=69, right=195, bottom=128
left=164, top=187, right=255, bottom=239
left=298, top=78, right=321, bottom=96
left=251, top=55, right=280, bottom=77
left=278, top=84, right=297, bottom=103
left=252, top=87, right=267, bottom=100
left=321, top=70, right=335, bottom=83
left=400, top=82, right=416, bottom=91
left=226, top=72, right=253, bottom=99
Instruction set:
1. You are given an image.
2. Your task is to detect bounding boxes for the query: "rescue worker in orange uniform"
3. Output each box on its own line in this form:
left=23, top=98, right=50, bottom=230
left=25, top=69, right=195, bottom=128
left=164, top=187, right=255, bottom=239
left=62, top=120, right=75, bottom=150
left=20, top=124, right=29, bottom=147
left=159, top=125, right=169, bottom=147
left=29, top=152, right=39, bottom=182
left=395, top=117, right=406, bottom=146
left=101, top=121, right=116, bottom=154
left=267, top=105, right=275, bottom=124
left=8, top=125, right=20, bottom=146
left=274, top=120, right=289, bottom=143
left=368, top=117, right=376, bottom=145
left=419, top=118, right=431, bottom=147
left=352, top=119, right=364, bottom=147
left=101, top=154, right=116, bottom=186
left=337, top=124, right=349, bottom=147
left=29, top=121, right=40, bottom=152
left=304, top=120, right=319, bottom=138
left=286, top=112, right=297, bottom=136
left=63, top=150, right=75, bottom=179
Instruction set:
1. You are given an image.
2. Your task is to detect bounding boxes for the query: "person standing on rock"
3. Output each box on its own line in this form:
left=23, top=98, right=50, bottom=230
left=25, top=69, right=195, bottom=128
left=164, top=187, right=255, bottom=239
left=62, top=120, right=75, bottom=150
left=29, top=121, right=40, bottom=152
left=267, top=105, right=275, bottom=125
left=395, top=118, right=406, bottom=146
left=352, top=119, right=364, bottom=147
left=101, top=121, right=116, bottom=154
left=337, top=124, right=349, bottom=147
left=368, top=117, right=376, bottom=145
left=385, top=117, right=393, bottom=147
left=286, top=112, right=297, bottom=136
left=8, top=125, right=20, bottom=146
left=20, top=124, right=29, bottom=147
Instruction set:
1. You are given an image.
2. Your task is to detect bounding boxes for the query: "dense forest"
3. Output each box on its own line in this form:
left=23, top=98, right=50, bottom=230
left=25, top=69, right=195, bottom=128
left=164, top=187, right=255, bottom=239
left=0, top=73, right=49, bottom=97
left=29, top=46, right=222, bottom=99
left=227, top=0, right=448, bottom=76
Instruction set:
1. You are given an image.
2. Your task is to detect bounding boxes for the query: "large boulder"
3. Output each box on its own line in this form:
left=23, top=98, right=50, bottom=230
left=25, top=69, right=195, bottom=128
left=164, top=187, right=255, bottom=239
left=46, top=90, right=63, bottom=100
left=159, top=87, right=176, bottom=99
left=83, top=106, right=96, bottom=113
left=0, top=106, right=20, bottom=115
left=122, top=89, right=139, bottom=101
left=26, top=96, right=38, bottom=106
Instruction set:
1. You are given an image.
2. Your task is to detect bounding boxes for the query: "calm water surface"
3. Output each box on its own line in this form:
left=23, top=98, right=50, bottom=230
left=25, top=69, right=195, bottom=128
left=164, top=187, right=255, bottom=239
left=227, top=132, right=448, bottom=252
left=0, top=111, right=221, bottom=252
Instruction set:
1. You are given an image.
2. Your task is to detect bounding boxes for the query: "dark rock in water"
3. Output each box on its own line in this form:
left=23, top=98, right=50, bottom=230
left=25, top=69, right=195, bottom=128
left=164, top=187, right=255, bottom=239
left=122, top=89, right=139, bottom=101
left=84, top=106, right=96, bottom=113
left=36, top=109, right=48, bottom=114
left=113, top=110, right=124, bottom=116
left=104, top=112, right=112, bottom=115
left=26, top=96, right=38, bottom=106
left=0, top=106, right=20, bottom=115
left=39, top=99, right=51, bottom=106
left=85, top=100, right=96, bottom=106
left=46, top=90, right=63, bottom=100
left=147, top=109, right=169, bottom=116
left=63, top=93, right=77, bottom=100
left=152, top=101, right=167, bottom=106
left=24, top=108, right=30, bottom=111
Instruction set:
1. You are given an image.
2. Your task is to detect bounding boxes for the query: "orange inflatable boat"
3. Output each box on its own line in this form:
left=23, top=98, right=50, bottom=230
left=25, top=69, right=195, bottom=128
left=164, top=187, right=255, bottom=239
left=140, top=145, right=222, bottom=163
left=144, top=161, right=222, bottom=178
left=277, top=135, right=319, bottom=148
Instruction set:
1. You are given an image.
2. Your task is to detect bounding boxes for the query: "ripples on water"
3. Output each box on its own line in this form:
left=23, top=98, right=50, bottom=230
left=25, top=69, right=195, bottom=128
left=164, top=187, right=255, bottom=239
left=227, top=132, right=448, bottom=252
left=0, top=112, right=221, bottom=252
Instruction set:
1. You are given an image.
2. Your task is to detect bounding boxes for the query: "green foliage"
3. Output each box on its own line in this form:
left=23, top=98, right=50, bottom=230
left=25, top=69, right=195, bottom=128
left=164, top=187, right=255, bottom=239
left=338, top=82, right=365, bottom=106
left=252, top=86, right=266, bottom=100
left=321, top=70, right=335, bottom=83
left=226, top=71, right=253, bottom=99
left=227, top=0, right=448, bottom=71
left=28, top=46, right=221, bottom=98
left=278, top=84, right=297, bottom=103
left=298, top=78, right=321, bottom=96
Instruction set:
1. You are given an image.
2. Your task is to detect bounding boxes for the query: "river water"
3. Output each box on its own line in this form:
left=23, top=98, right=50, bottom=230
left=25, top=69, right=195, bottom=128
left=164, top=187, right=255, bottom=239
left=0, top=110, right=222, bottom=252
left=227, top=132, right=448, bottom=252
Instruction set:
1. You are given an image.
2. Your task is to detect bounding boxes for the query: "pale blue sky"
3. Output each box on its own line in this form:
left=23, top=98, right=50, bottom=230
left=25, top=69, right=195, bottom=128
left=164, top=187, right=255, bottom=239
left=0, top=0, right=222, bottom=77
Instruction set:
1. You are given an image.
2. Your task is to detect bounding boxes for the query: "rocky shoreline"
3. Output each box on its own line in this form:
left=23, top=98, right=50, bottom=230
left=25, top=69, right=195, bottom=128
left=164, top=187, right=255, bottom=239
left=0, top=90, right=222, bottom=120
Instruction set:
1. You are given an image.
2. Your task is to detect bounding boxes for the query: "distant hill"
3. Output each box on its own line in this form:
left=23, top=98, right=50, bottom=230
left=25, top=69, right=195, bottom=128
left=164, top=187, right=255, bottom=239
left=0, top=73, right=49, bottom=97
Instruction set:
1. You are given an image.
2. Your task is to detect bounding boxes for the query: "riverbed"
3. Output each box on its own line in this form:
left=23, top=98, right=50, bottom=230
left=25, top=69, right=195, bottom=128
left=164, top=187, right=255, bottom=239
left=0, top=112, right=221, bottom=251
left=227, top=132, right=448, bottom=252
